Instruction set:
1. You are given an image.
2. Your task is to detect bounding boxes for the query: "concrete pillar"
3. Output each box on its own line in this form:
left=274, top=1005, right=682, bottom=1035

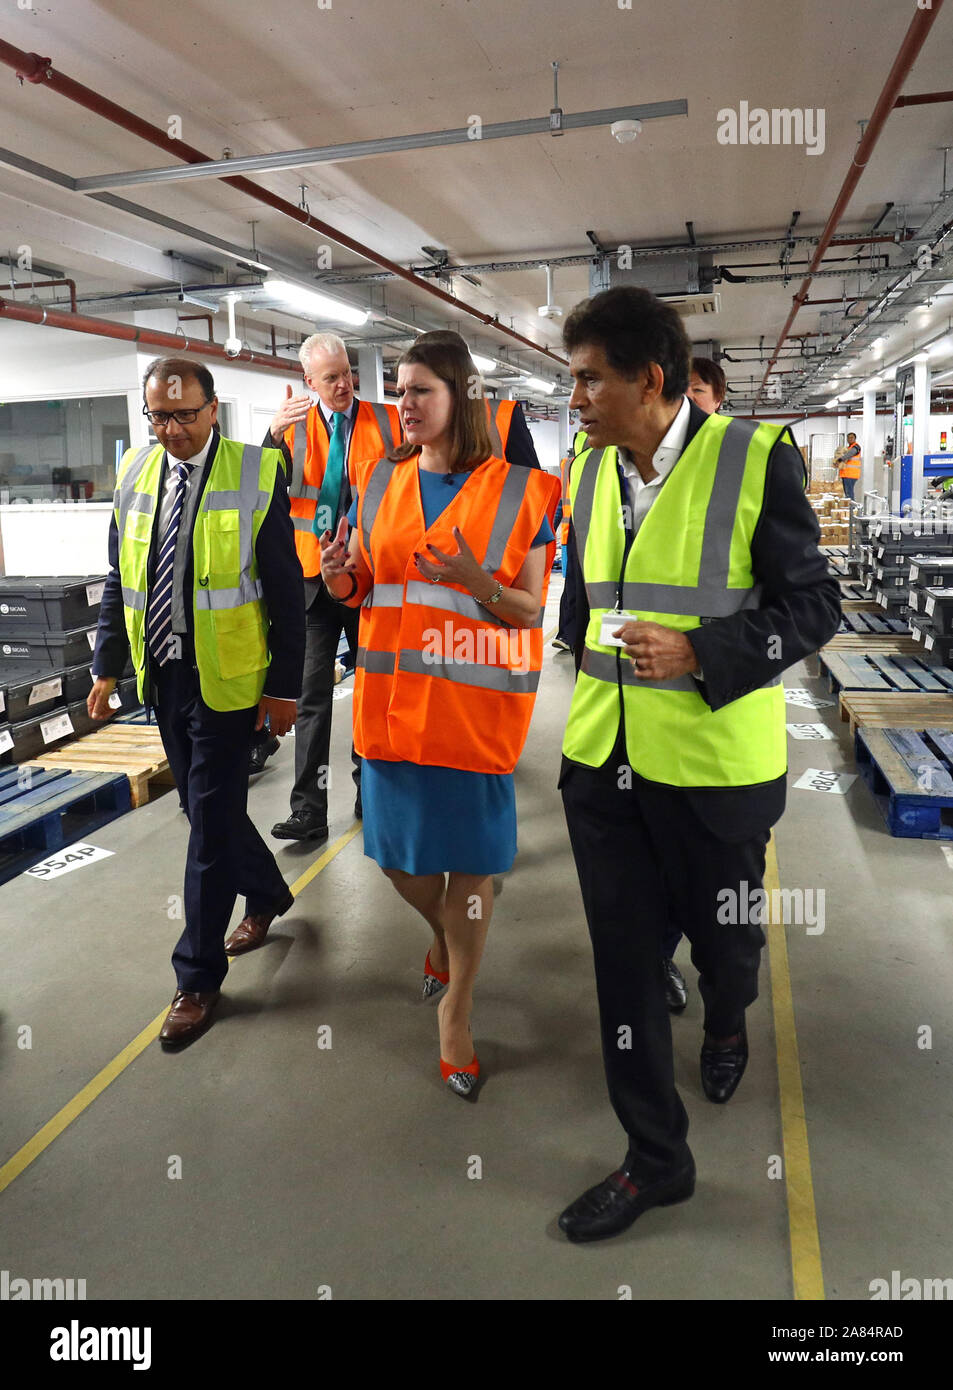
left=558, top=402, right=570, bottom=454
left=357, top=344, right=384, bottom=403
left=911, top=354, right=930, bottom=509
left=861, top=387, right=877, bottom=507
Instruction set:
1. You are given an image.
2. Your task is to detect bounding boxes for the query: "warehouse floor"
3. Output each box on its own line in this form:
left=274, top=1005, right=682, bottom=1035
left=2, top=576, right=951, bottom=1301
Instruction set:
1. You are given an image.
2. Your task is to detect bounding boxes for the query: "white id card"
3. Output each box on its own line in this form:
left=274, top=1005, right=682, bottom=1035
left=600, top=610, right=638, bottom=646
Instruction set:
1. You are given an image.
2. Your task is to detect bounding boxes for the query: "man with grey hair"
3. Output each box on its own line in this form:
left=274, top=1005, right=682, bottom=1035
left=256, top=333, right=401, bottom=855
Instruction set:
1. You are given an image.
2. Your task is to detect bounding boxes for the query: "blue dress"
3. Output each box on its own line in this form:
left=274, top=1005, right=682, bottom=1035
left=347, top=465, right=553, bottom=875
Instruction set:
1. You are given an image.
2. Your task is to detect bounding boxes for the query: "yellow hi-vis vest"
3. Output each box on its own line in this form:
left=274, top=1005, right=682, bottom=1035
left=563, top=413, right=787, bottom=786
left=114, top=437, right=280, bottom=711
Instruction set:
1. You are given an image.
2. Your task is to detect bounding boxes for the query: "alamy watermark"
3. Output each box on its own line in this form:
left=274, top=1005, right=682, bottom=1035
left=717, top=102, right=825, bottom=156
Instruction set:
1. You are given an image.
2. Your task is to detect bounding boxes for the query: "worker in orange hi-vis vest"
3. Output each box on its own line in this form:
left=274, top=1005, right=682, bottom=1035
left=258, top=332, right=400, bottom=844
left=320, top=331, right=559, bottom=1099
left=837, top=432, right=861, bottom=501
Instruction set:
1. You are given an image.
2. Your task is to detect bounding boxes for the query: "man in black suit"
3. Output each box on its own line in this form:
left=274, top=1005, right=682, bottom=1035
left=555, top=289, right=841, bottom=1242
left=89, top=357, right=305, bottom=1048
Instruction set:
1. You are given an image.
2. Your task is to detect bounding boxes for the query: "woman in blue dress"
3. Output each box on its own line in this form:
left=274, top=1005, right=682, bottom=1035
left=320, top=333, right=557, bottom=1097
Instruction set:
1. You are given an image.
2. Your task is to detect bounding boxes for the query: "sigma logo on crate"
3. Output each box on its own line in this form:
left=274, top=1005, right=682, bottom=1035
left=1, top=643, right=30, bottom=657
left=0, top=602, right=27, bottom=616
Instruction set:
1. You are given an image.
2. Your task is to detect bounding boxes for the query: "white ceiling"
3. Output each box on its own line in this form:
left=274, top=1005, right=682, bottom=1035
left=2, top=0, right=953, bottom=408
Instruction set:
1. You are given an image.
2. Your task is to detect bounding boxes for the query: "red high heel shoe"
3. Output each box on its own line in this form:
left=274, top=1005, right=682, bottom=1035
left=422, top=949, right=449, bottom=1000
left=439, top=1053, right=480, bottom=1097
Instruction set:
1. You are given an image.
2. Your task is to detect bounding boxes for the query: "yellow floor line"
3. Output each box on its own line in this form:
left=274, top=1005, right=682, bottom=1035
left=0, top=822, right=361, bottom=1198
left=765, top=834, right=825, bottom=1300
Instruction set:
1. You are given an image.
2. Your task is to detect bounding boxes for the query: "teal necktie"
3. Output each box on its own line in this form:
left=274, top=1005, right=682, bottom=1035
left=314, top=411, right=347, bottom=536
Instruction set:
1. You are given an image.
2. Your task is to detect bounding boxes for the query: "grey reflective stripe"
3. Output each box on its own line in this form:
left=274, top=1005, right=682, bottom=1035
left=289, top=418, right=321, bottom=500
left=587, top=580, right=619, bottom=608
left=360, top=457, right=399, bottom=553
left=588, top=577, right=762, bottom=618
left=292, top=515, right=315, bottom=532
left=115, top=446, right=157, bottom=539
left=698, top=418, right=760, bottom=589
left=570, top=448, right=605, bottom=566
left=199, top=445, right=272, bottom=586
left=405, top=578, right=506, bottom=626
left=486, top=402, right=504, bottom=457
left=365, top=583, right=404, bottom=608
left=365, top=401, right=395, bottom=454
left=121, top=586, right=147, bottom=611
left=580, top=646, right=697, bottom=693
left=398, top=647, right=539, bottom=694
left=194, top=579, right=264, bottom=610
left=356, top=647, right=396, bottom=674
left=483, top=462, right=532, bottom=573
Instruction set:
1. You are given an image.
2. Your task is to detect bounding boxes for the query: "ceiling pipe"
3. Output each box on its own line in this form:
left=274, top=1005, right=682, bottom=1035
left=0, top=37, right=567, bottom=369
left=0, top=296, right=297, bottom=373
left=6, top=277, right=77, bottom=312
left=753, top=0, right=944, bottom=407
left=177, top=313, right=214, bottom=341
left=895, top=89, right=953, bottom=107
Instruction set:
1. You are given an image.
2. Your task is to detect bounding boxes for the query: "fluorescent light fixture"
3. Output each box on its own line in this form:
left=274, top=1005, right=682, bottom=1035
left=824, top=398, right=840, bottom=409
left=263, top=278, right=369, bottom=326
left=872, top=336, right=887, bottom=350
left=523, top=376, right=556, bottom=394
left=470, top=353, right=499, bottom=374
left=928, top=338, right=953, bottom=357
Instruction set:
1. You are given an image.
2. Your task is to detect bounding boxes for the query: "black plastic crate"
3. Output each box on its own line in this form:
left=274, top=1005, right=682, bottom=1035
left=0, top=626, right=98, bottom=670
left=4, top=705, right=80, bottom=764
left=0, top=722, right=12, bottom=765
left=908, top=555, right=953, bottom=586
left=0, top=576, right=107, bottom=629
left=0, top=667, right=70, bottom=722
left=919, top=589, right=953, bottom=637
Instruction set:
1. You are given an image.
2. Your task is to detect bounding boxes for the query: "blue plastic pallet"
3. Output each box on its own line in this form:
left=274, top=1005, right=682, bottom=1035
left=0, top=764, right=131, bottom=884
left=819, top=648, right=953, bottom=696
left=855, top=726, right=953, bottom=839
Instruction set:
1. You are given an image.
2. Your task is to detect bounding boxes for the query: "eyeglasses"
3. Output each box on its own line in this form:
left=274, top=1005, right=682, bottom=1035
left=142, top=401, right=213, bottom=427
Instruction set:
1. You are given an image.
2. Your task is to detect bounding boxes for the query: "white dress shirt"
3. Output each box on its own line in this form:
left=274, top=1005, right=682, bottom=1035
left=318, top=397, right=358, bottom=458
left=155, top=430, right=214, bottom=540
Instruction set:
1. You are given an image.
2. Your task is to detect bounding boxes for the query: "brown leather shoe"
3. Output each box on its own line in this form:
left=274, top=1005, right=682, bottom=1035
left=159, top=989, right=221, bottom=1047
left=224, top=889, right=295, bottom=956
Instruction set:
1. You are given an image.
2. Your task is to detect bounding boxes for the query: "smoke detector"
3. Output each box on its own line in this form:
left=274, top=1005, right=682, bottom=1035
left=611, top=119, right=642, bottom=144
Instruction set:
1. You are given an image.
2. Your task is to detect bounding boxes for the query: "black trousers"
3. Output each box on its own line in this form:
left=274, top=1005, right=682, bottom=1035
left=291, top=584, right=361, bottom=822
left=153, top=658, right=289, bottom=993
left=560, top=739, right=768, bottom=1177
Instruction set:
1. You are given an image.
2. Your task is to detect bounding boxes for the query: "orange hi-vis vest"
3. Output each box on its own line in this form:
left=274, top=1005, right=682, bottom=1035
left=284, top=397, right=400, bottom=577
left=839, top=443, right=861, bottom=479
left=559, top=453, right=572, bottom=545
left=353, top=454, right=560, bottom=773
left=485, top=399, right=517, bottom=457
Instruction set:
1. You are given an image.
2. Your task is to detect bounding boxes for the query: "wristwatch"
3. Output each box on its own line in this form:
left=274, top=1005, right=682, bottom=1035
left=479, top=579, right=504, bottom=606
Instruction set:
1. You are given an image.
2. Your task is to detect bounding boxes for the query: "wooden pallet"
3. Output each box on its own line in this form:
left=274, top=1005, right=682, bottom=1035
left=25, top=723, right=174, bottom=808
left=840, top=582, right=872, bottom=600
left=0, top=765, right=130, bottom=885
left=818, top=646, right=953, bottom=696
left=820, top=634, right=923, bottom=652
left=855, top=727, right=953, bottom=839
left=839, top=690, right=953, bottom=739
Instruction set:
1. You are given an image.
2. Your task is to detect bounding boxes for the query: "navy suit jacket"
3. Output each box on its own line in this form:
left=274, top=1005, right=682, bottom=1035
left=562, top=399, right=842, bottom=840
left=93, top=428, right=305, bottom=702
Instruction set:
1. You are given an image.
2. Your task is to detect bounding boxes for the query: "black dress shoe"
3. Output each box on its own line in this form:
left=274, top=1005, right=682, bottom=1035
left=700, top=1024, right=748, bottom=1103
left=663, top=957, right=688, bottom=1012
left=271, top=810, right=329, bottom=842
left=248, top=735, right=280, bottom=776
left=558, top=1157, right=696, bottom=1243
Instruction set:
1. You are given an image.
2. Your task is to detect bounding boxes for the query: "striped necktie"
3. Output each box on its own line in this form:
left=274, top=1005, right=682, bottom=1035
left=147, top=460, right=193, bottom=667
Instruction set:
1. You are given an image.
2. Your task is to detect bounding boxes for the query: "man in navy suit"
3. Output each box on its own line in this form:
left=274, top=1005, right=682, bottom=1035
left=89, top=357, right=305, bottom=1048
left=555, top=289, right=841, bottom=1241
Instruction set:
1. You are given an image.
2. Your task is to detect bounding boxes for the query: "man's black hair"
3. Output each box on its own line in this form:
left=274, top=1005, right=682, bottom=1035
left=562, top=286, right=691, bottom=400
left=142, top=356, right=215, bottom=404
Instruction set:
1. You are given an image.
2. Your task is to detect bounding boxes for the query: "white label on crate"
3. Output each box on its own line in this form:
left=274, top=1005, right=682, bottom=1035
left=926, top=633, right=935, bottom=651
left=24, top=843, right=114, bottom=881
left=86, top=630, right=96, bottom=649
left=786, top=722, right=837, bottom=740
left=909, top=591, right=920, bottom=611
left=910, top=566, right=920, bottom=581
left=0, top=728, right=13, bottom=753
left=0, top=690, right=5, bottom=715
left=29, top=677, right=62, bottom=706
left=925, top=596, right=936, bottom=616
left=878, top=593, right=887, bottom=608
left=85, top=581, right=105, bottom=606
left=108, top=691, right=122, bottom=709
left=784, top=688, right=836, bottom=709
left=793, top=768, right=858, bottom=794
left=910, top=624, right=922, bottom=640
left=40, top=711, right=73, bottom=744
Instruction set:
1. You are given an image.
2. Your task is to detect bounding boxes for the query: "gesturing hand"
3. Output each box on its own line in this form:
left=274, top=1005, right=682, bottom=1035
left=319, top=515, right=355, bottom=595
left=415, top=526, right=488, bottom=591
left=270, top=383, right=312, bottom=444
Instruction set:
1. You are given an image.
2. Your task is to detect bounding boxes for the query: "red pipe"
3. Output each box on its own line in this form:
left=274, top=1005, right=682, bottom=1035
left=754, top=0, right=944, bottom=406
left=0, top=38, right=567, bottom=369
left=0, top=295, right=296, bottom=373
left=7, top=277, right=77, bottom=312
left=895, top=89, right=953, bottom=107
